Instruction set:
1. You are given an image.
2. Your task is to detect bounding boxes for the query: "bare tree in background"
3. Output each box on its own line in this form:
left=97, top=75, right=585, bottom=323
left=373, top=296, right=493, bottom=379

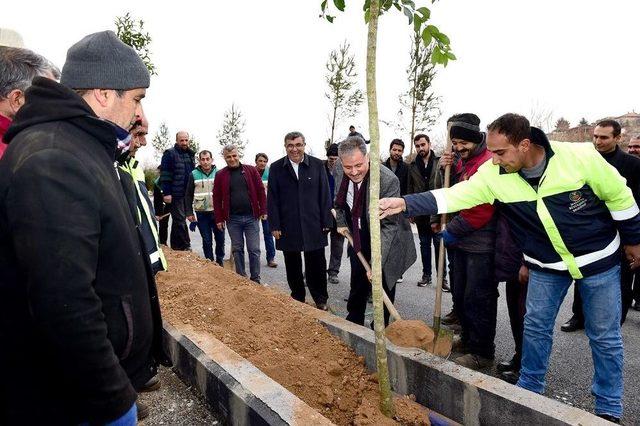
left=325, top=41, right=364, bottom=147
left=527, top=100, right=554, bottom=132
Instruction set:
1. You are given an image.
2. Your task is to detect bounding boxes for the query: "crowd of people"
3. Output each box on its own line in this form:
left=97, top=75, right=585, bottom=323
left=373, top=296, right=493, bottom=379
left=1, top=29, right=639, bottom=425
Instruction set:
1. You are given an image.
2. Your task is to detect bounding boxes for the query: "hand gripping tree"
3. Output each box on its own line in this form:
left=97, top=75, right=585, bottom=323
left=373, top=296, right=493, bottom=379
left=320, top=0, right=454, bottom=417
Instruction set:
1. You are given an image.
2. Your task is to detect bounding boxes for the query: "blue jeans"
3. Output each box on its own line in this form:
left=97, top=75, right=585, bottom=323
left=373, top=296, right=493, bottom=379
left=517, top=265, right=623, bottom=418
left=80, top=402, right=136, bottom=426
left=196, top=211, right=225, bottom=264
left=261, top=218, right=276, bottom=262
left=227, top=214, right=261, bottom=283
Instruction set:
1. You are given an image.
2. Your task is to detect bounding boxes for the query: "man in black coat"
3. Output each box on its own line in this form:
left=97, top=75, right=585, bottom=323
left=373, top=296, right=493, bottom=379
left=562, top=119, right=640, bottom=331
left=0, top=31, right=169, bottom=425
left=267, top=131, right=333, bottom=310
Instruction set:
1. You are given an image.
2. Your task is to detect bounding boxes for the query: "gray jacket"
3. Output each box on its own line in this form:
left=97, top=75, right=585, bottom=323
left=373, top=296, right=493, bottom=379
left=334, top=165, right=417, bottom=289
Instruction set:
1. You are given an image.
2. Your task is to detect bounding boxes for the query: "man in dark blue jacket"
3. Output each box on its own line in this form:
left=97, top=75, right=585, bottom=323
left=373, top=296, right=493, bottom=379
left=268, top=131, right=332, bottom=310
left=160, top=131, right=195, bottom=250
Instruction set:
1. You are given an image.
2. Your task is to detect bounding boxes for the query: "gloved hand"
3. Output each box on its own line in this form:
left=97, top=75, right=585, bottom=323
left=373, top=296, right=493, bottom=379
left=439, top=229, right=459, bottom=247
left=189, top=221, right=198, bottom=232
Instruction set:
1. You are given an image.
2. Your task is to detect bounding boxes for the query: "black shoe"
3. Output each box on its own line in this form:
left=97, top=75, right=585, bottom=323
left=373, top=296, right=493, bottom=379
left=442, top=312, right=460, bottom=326
left=633, top=300, right=640, bottom=311
left=316, top=303, right=329, bottom=311
left=596, top=413, right=620, bottom=424
left=417, top=275, right=431, bottom=287
left=499, top=370, right=520, bottom=385
left=137, top=401, right=150, bottom=421
left=442, top=279, right=450, bottom=293
left=560, top=315, right=584, bottom=332
left=139, top=375, right=161, bottom=392
left=496, top=356, right=520, bottom=373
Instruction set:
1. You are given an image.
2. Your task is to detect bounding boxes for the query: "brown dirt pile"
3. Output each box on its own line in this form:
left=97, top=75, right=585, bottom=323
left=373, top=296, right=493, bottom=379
left=385, top=320, right=451, bottom=357
left=157, top=250, right=430, bottom=426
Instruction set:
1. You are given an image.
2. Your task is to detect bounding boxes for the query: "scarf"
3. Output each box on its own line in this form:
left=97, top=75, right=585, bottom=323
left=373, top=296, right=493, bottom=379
left=335, top=171, right=369, bottom=252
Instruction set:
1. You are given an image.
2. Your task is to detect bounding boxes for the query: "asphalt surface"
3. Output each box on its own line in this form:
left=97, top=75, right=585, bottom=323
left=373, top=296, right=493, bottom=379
left=182, top=224, right=640, bottom=425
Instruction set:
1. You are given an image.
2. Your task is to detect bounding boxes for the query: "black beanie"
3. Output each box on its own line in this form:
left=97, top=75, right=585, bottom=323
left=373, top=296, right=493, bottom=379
left=448, top=113, right=483, bottom=144
left=326, top=143, right=339, bottom=157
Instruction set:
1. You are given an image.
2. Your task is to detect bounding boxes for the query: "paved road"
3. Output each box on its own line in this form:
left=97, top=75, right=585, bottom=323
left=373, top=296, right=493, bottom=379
left=182, top=224, right=640, bottom=425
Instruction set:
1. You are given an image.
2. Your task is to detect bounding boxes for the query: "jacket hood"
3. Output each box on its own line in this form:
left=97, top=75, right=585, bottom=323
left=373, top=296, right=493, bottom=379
left=4, top=77, right=96, bottom=144
left=4, top=77, right=120, bottom=159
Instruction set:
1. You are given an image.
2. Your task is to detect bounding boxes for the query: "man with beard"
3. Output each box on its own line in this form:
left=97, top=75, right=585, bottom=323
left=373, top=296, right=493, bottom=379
left=325, top=143, right=345, bottom=284
left=0, top=30, right=170, bottom=424
left=407, top=133, right=443, bottom=287
left=383, top=139, right=409, bottom=196
left=435, top=113, right=499, bottom=370
left=160, top=130, right=195, bottom=251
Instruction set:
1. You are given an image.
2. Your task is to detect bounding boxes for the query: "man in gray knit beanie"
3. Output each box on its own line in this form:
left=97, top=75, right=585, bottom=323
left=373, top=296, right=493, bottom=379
left=0, top=30, right=167, bottom=425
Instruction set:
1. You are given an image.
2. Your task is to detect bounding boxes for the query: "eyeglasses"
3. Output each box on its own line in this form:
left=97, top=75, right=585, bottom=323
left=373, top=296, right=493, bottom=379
left=286, top=143, right=305, bottom=150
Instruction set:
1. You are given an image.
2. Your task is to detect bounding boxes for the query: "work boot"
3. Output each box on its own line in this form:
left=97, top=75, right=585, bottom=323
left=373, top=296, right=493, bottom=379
left=596, top=414, right=620, bottom=424
left=560, top=315, right=584, bottom=332
left=328, top=274, right=339, bottom=284
left=496, top=355, right=520, bottom=373
left=136, top=401, right=150, bottom=421
left=267, top=260, right=278, bottom=268
left=417, top=274, right=431, bottom=287
left=499, top=370, right=520, bottom=385
left=451, top=337, right=469, bottom=354
left=139, top=375, right=161, bottom=392
left=454, top=353, right=493, bottom=370
left=442, top=311, right=460, bottom=326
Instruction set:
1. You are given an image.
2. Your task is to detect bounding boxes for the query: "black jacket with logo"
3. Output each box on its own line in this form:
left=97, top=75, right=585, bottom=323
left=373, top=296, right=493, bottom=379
left=0, top=78, right=169, bottom=425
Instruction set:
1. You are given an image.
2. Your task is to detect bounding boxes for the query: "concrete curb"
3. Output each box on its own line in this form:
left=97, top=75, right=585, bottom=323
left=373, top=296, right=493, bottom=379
left=163, top=322, right=334, bottom=426
left=309, top=310, right=612, bottom=425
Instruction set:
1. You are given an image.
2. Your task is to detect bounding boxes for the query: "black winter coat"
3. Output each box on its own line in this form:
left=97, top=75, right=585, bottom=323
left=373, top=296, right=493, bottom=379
left=383, top=157, right=409, bottom=195
left=0, top=78, right=168, bottom=425
left=267, top=154, right=332, bottom=252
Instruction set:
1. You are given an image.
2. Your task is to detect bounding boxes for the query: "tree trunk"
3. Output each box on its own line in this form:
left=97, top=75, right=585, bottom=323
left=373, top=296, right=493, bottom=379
left=330, top=101, right=338, bottom=145
left=366, top=0, right=395, bottom=418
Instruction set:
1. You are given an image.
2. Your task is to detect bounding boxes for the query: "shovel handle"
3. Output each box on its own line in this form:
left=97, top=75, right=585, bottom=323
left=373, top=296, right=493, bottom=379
left=338, top=224, right=402, bottom=322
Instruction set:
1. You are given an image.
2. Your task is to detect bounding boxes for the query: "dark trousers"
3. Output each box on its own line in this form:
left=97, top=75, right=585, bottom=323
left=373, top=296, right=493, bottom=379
left=416, top=221, right=442, bottom=277
left=283, top=249, right=328, bottom=305
left=159, top=213, right=169, bottom=246
left=195, top=211, right=225, bottom=264
left=452, top=250, right=499, bottom=359
left=572, top=256, right=634, bottom=324
left=327, top=228, right=345, bottom=276
left=169, top=197, right=190, bottom=250
left=505, top=278, right=528, bottom=365
left=345, top=245, right=396, bottom=327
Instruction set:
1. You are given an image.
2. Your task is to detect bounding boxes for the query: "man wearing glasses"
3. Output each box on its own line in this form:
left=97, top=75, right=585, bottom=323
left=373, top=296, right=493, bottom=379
left=267, top=131, right=333, bottom=310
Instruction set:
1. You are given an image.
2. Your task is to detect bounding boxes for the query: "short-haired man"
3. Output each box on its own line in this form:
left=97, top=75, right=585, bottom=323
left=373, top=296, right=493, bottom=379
left=325, top=143, right=345, bottom=284
left=627, top=134, right=640, bottom=158
left=380, top=113, right=640, bottom=422
left=407, top=133, right=443, bottom=287
left=186, top=150, right=225, bottom=265
left=383, top=139, right=409, bottom=196
left=348, top=125, right=364, bottom=140
left=334, top=136, right=416, bottom=325
left=560, top=119, right=640, bottom=331
left=268, top=132, right=332, bottom=310
left=160, top=130, right=195, bottom=251
left=213, top=145, right=266, bottom=283
left=0, top=46, right=60, bottom=159
left=255, top=152, right=277, bottom=267
left=0, top=31, right=170, bottom=424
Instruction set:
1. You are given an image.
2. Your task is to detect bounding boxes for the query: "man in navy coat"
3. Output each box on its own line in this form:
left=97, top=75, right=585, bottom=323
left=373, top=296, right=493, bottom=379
left=268, top=131, right=333, bottom=310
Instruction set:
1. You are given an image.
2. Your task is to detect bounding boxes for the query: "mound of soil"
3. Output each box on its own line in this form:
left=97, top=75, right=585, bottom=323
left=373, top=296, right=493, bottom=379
left=385, top=320, right=452, bottom=357
left=157, top=250, right=430, bottom=425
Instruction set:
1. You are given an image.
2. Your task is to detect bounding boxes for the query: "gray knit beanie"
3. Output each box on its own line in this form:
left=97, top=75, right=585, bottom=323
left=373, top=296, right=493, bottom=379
left=60, top=30, right=150, bottom=90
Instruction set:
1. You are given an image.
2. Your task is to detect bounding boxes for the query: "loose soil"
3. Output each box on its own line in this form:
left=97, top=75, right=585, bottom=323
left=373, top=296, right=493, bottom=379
left=385, top=320, right=452, bottom=358
left=157, top=250, right=431, bottom=425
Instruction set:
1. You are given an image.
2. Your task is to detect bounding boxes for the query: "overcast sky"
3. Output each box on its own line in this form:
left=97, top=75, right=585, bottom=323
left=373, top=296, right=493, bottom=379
left=4, top=0, right=639, bottom=167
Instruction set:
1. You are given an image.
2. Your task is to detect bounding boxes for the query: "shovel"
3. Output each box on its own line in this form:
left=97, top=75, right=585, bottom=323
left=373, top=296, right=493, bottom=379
left=431, top=124, right=455, bottom=355
left=333, top=211, right=451, bottom=357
